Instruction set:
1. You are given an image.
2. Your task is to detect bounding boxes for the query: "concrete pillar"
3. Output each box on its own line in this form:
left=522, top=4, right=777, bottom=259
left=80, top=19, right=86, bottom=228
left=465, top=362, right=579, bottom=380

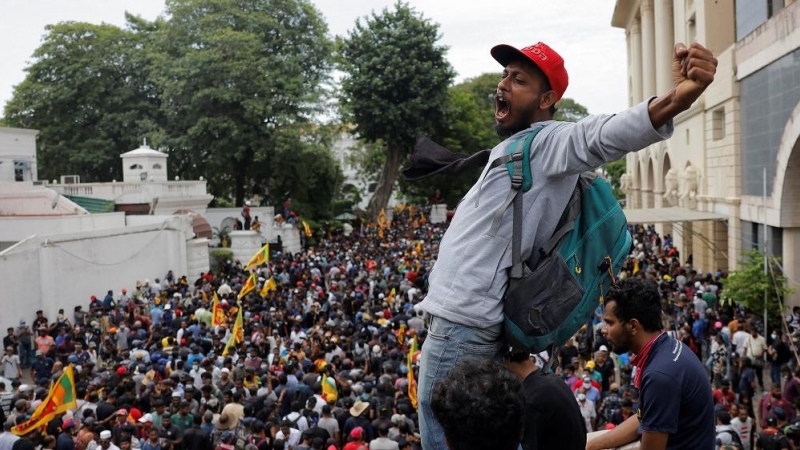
left=228, top=230, right=262, bottom=265
left=630, top=18, right=644, bottom=104
left=626, top=30, right=634, bottom=107
left=654, top=0, right=675, bottom=94
left=641, top=189, right=653, bottom=209
left=640, top=0, right=657, bottom=98
left=783, top=228, right=800, bottom=308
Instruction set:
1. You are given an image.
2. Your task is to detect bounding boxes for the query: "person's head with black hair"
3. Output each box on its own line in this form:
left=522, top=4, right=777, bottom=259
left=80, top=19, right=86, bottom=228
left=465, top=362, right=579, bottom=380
left=602, top=278, right=664, bottom=354
left=431, top=359, right=524, bottom=450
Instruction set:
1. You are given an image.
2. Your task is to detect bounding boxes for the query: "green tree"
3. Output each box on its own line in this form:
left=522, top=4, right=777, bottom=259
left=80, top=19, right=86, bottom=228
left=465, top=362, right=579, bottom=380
left=3, top=19, right=160, bottom=182
left=553, top=97, right=589, bottom=122
left=338, top=1, right=454, bottom=219
left=152, top=0, right=334, bottom=206
left=722, top=249, right=793, bottom=327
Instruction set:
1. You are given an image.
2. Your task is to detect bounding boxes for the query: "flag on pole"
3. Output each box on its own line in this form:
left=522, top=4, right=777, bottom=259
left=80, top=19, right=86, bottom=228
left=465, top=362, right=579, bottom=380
left=201, top=289, right=208, bottom=304
left=259, top=277, right=277, bottom=298
left=302, top=221, right=312, bottom=237
left=386, top=288, right=396, bottom=307
left=13, top=365, right=77, bottom=436
left=407, top=337, right=419, bottom=410
left=321, top=374, right=338, bottom=404
left=211, top=292, right=225, bottom=327
left=244, top=244, right=269, bottom=270
left=237, top=273, right=257, bottom=301
left=378, top=209, right=388, bottom=229
left=223, top=307, right=244, bottom=356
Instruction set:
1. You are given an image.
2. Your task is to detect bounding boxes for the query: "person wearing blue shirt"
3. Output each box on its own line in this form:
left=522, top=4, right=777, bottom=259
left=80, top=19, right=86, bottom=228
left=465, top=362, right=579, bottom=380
left=587, top=279, right=715, bottom=450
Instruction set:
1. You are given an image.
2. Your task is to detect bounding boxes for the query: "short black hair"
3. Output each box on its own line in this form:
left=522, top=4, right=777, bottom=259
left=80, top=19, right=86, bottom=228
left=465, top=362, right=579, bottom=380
left=605, top=278, right=664, bottom=332
left=431, top=359, right=524, bottom=450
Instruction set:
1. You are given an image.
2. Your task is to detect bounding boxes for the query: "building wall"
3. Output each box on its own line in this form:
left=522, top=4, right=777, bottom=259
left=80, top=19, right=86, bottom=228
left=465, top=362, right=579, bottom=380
left=0, top=219, right=192, bottom=333
left=0, top=127, right=38, bottom=183
left=613, top=0, right=739, bottom=273
left=0, top=212, right=126, bottom=242
left=735, top=0, right=800, bottom=304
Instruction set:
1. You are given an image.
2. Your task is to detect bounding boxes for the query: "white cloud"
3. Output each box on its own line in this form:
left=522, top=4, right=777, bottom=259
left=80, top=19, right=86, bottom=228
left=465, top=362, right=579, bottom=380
left=0, top=0, right=630, bottom=118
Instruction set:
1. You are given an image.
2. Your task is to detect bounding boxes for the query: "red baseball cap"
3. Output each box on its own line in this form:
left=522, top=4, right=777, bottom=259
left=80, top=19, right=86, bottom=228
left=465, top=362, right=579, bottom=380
left=491, top=42, right=569, bottom=102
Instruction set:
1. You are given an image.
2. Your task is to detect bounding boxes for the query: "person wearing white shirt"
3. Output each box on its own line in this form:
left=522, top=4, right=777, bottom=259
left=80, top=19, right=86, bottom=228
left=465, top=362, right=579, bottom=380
left=275, top=421, right=301, bottom=449
left=2, top=347, right=20, bottom=380
left=0, top=421, right=19, bottom=450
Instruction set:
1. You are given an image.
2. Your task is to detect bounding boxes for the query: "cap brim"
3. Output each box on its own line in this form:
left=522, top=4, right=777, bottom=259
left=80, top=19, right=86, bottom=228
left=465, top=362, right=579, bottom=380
left=491, top=44, right=526, bottom=68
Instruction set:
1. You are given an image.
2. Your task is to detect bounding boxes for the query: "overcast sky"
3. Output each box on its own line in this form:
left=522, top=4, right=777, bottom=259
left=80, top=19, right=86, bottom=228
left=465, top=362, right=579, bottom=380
left=0, top=0, right=630, bottom=117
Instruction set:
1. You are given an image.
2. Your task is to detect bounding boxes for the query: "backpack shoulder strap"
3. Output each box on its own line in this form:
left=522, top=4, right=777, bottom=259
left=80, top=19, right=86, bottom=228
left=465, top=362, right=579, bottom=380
left=486, top=125, right=546, bottom=278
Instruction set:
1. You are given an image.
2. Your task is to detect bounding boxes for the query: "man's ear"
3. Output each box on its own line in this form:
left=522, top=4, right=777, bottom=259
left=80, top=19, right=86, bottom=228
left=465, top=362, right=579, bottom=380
left=539, top=91, right=557, bottom=111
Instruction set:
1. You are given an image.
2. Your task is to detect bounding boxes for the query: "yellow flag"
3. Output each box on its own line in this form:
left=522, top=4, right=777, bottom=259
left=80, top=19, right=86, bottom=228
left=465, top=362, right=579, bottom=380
left=303, top=221, right=312, bottom=237
left=238, top=273, right=257, bottom=300
left=244, top=244, right=269, bottom=270
left=386, top=288, right=396, bottom=307
left=415, top=241, right=422, bottom=255
left=223, top=307, right=244, bottom=356
left=407, top=338, right=419, bottom=410
left=378, top=209, right=388, bottom=228
left=201, top=290, right=208, bottom=304
left=633, top=259, right=640, bottom=274
left=259, top=277, right=277, bottom=298
left=321, top=374, right=338, bottom=404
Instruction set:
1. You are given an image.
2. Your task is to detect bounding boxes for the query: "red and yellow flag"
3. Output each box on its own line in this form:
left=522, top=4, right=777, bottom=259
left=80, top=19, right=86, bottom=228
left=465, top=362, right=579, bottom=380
left=259, top=277, right=277, bottom=298
left=237, top=273, right=257, bottom=301
left=407, top=337, right=419, bottom=410
left=13, top=365, right=77, bottom=435
left=223, top=306, right=244, bottom=356
left=244, top=244, right=269, bottom=270
left=302, top=221, right=312, bottom=237
left=212, top=291, right=225, bottom=327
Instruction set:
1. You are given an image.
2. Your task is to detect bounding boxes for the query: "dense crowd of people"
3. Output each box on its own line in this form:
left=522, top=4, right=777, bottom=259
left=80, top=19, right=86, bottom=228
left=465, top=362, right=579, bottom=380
left=1, top=208, right=800, bottom=450
left=0, top=206, right=436, bottom=450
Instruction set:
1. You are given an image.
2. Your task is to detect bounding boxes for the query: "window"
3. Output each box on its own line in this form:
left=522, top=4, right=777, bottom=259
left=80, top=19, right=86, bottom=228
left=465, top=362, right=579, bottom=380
left=712, top=108, right=726, bottom=141
left=153, top=163, right=162, bottom=170
left=130, top=164, right=143, bottom=170
left=13, top=160, right=28, bottom=182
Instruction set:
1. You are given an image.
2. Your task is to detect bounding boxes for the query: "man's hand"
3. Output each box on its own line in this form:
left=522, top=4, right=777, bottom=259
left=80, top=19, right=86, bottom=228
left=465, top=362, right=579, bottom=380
left=648, top=42, right=717, bottom=129
left=672, top=42, right=717, bottom=109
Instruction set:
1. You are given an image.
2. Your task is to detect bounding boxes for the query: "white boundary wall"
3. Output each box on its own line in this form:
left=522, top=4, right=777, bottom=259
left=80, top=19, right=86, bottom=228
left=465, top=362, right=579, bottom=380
left=0, top=217, right=195, bottom=332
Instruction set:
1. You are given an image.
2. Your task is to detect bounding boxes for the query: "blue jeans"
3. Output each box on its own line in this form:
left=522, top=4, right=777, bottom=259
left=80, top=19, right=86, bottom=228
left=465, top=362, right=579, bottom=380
left=771, top=362, right=782, bottom=387
left=418, top=315, right=503, bottom=450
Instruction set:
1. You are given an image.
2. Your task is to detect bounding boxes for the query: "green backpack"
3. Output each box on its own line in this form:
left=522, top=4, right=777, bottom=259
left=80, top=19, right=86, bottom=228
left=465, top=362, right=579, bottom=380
left=488, top=125, right=631, bottom=357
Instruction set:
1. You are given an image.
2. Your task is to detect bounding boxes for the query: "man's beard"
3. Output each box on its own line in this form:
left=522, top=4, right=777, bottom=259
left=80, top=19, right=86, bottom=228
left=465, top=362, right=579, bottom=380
left=495, top=96, right=542, bottom=138
left=608, top=333, right=634, bottom=355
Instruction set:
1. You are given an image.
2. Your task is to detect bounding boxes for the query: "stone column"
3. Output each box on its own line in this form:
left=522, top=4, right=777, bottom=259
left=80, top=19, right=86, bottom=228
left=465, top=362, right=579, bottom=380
left=654, top=0, right=675, bottom=94
left=783, top=228, right=800, bottom=307
left=626, top=30, right=633, bottom=107
left=229, top=230, right=262, bottom=265
left=630, top=18, right=643, bottom=104
left=640, top=0, right=657, bottom=98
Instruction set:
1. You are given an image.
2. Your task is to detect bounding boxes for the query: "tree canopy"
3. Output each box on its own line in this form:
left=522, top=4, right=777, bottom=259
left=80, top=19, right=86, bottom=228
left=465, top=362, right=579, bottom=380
left=152, top=0, right=335, bottom=207
left=3, top=20, right=159, bottom=183
left=337, top=1, right=454, bottom=218
left=4, top=0, right=342, bottom=216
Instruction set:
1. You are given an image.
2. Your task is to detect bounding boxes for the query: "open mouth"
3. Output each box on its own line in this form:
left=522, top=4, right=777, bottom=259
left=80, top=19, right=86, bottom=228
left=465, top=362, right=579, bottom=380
left=495, top=93, right=509, bottom=120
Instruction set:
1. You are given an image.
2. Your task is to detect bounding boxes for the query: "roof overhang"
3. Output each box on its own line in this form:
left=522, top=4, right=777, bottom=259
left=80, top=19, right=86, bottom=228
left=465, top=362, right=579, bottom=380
left=611, top=0, right=636, bottom=28
left=624, top=207, right=728, bottom=224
